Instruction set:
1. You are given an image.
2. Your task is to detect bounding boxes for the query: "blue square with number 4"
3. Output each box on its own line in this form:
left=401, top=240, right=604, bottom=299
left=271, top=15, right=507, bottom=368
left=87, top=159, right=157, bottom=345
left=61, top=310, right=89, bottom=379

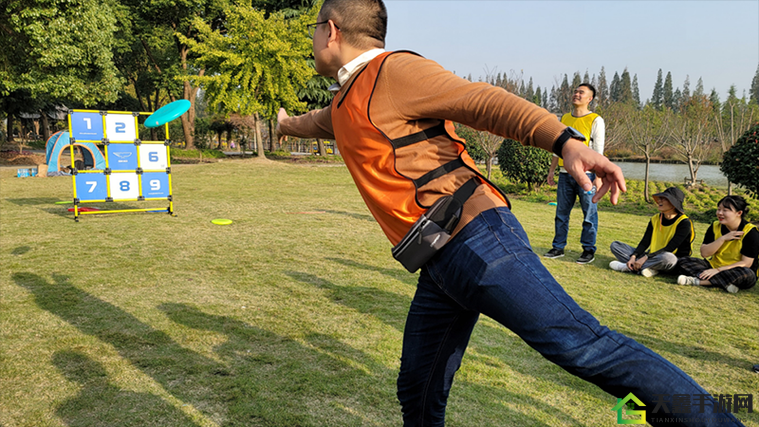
left=141, top=172, right=170, bottom=198
left=75, top=173, right=108, bottom=201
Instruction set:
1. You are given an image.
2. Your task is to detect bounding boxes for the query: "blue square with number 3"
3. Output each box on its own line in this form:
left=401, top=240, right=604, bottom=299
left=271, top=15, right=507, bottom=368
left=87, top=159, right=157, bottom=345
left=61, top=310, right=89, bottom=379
left=141, top=172, right=170, bottom=198
left=75, top=173, right=108, bottom=201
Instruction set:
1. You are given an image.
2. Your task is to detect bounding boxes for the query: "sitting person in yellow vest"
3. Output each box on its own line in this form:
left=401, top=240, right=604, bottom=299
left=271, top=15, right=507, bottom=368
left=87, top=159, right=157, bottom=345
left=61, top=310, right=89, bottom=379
left=609, top=187, right=694, bottom=277
left=676, top=195, right=759, bottom=294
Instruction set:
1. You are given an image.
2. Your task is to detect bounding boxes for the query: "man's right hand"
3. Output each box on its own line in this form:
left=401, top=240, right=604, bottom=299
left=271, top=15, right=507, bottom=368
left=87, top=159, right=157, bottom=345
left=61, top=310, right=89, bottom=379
left=276, top=108, right=289, bottom=144
left=547, top=170, right=555, bottom=186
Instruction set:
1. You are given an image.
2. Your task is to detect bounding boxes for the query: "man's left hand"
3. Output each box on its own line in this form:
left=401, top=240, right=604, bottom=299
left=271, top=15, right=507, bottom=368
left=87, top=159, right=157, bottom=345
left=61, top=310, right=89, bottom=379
left=561, top=138, right=626, bottom=205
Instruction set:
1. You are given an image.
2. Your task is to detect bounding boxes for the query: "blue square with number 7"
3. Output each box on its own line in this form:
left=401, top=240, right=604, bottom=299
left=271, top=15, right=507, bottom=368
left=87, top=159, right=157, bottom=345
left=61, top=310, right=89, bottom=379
left=141, top=172, right=170, bottom=198
left=75, top=173, right=108, bottom=201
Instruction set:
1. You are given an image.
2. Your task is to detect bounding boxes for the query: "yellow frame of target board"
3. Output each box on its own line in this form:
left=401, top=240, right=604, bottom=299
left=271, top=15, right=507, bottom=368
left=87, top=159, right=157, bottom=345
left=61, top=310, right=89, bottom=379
left=67, top=109, right=175, bottom=222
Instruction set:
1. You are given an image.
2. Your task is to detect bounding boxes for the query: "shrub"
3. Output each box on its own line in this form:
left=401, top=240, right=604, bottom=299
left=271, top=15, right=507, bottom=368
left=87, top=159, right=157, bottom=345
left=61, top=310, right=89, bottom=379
left=496, top=139, right=552, bottom=191
left=720, top=122, right=759, bottom=198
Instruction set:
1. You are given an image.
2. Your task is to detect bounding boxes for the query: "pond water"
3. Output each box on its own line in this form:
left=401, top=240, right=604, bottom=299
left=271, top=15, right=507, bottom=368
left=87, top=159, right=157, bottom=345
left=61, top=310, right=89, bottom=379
left=613, top=161, right=728, bottom=188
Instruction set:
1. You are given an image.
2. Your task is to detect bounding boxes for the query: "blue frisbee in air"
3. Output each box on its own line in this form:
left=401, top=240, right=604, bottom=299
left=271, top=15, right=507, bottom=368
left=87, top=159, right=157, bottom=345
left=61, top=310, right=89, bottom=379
left=144, top=100, right=191, bottom=128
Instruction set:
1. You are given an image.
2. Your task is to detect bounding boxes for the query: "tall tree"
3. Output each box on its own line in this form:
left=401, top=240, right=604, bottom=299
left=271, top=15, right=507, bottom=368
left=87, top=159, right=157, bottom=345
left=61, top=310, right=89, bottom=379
left=181, top=3, right=315, bottom=159
left=624, top=105, right=672, bottom=201
left=714, top=85, right=758, bottom=194
left=618, top=68, right=633, bottom=105
left=669, top=95, right=714, bottom=185
left=455, top=125, right=503, bottom=180
left=632, top=74, right=641, bottom=108
left=750, top=64, right=759, bottom=104
left=609, top=72, right=621, bottom=102
left=596, top=66, right=608, bottom=107
left=651, top=69, right=664, bottom=109
left=663, top=72, right=674, bottom=109
left=0, top=0, right=122, bottom=144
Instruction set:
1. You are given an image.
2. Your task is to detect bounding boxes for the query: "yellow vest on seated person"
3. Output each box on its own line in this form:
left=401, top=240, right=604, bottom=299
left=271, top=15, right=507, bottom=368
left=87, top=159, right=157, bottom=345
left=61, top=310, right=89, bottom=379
left=558, top=112, right=599, bottom=168
left=649, top=213, right=694, bottom=255
left=708, top=221, right=757, bottom=273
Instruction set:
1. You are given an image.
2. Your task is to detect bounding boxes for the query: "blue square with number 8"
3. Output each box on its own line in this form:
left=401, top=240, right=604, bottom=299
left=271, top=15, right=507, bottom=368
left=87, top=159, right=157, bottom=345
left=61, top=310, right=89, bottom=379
left=75, top=173, right=108, bottom=201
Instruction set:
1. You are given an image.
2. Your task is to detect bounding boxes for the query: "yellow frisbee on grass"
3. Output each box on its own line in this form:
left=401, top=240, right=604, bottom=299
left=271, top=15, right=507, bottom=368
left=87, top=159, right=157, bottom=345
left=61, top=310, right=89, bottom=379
left=211, top=218, right=233, bottom=225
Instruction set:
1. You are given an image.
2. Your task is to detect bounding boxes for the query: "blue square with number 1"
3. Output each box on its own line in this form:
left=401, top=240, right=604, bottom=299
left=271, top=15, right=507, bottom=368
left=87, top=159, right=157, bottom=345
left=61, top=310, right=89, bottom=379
left=75, top=173, right=108, bottom=201
left=141, top=172, right=170, bottom=198
left=70, top=112, right=104, bottom=141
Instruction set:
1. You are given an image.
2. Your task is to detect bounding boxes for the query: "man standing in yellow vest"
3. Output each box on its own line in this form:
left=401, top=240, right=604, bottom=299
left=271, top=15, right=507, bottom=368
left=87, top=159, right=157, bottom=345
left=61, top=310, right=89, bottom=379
left=608, top=187, right=694, bottom=277
left=545, top=83, right=605, bottom=264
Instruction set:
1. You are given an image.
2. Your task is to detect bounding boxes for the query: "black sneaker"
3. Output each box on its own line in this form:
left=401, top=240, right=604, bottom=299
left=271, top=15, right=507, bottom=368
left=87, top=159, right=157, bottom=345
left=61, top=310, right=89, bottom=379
left=577, top=250, right=595, bottom=264
left=753, top=364, right=759, bottom=373
left=544, top=248, right=564, bottom=259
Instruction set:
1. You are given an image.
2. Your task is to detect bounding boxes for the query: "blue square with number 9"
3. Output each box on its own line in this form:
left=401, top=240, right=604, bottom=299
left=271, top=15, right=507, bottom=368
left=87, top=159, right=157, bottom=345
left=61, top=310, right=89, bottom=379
left=141, top=172, right=170, bottom=198
left=75, top=173, right=108, bottom=201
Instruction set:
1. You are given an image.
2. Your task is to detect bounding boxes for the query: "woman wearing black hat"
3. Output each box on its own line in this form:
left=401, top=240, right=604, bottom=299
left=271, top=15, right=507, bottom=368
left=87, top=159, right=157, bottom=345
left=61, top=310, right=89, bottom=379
left=609, top=187, right=694, bottom=277
left=676, top=195, right=759, bottom=294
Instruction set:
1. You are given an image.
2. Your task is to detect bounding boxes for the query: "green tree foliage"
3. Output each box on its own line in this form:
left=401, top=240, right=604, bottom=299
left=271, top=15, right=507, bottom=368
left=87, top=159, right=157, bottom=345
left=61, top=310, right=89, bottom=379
left=663, top=71, right=674, bottom=109
left=651, top=69, right=664, bottom=109
left=721, top=123, right=759, bottom=198
left=596, top=66, right=608, bottom=107
left=750, top=64, right=759, bottom=105
left=609, top=72, right=620, bottom=102
left=632, top=74, right=641, bottom=108
left=0, top=0, right=122, bottom=105
left=181, top=5, right=314, bottom=118
left=497, top=138, right=552, bottom=191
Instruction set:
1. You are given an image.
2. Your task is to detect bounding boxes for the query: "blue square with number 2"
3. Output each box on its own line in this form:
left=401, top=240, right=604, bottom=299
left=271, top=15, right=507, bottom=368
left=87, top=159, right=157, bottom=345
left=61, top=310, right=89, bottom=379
left=141, top=172, right=170, bottom=198
left=75, top=173, right=108, bottom=201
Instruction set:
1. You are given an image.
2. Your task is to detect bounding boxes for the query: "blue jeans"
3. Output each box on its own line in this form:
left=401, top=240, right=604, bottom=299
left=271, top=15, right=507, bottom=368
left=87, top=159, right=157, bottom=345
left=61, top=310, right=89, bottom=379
left=553, top=171, right=598, bottom=252
left=397, top=207, right=742, bottom=427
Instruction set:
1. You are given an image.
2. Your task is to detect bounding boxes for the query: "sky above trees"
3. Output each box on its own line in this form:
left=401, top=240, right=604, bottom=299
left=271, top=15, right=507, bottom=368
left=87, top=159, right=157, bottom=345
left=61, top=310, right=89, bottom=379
left=384, top=0, right=758, bottom=103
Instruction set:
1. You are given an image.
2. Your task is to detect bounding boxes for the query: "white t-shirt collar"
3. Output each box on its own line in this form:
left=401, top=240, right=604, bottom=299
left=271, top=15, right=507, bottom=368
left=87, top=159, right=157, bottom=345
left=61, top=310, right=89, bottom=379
left=328, top=48, right=386, bottom=93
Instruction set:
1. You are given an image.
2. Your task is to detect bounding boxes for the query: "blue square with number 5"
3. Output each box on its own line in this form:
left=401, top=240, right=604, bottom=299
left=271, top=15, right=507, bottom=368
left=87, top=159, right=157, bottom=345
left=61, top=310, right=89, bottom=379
left=70, top=112, right=104, bottom=141
left=75, top=173, right=108, bottom=201
left=107, top=144, right=138, bottom=171
left=141, top=172, right=170, bottom=198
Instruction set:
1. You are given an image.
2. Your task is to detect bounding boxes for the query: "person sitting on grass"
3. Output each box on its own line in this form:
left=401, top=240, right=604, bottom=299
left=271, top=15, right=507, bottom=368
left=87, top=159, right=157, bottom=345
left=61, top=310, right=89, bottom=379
left=676, top=195, right=758, bottom=294
left=609, top=187, right=694, bottom=277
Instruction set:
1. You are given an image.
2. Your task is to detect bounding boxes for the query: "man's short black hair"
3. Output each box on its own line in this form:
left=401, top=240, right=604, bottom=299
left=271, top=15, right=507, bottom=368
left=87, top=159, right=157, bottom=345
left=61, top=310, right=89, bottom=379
left=579, top=83, right=596, bottom=101
left=320, top=0, right=387, bottom=49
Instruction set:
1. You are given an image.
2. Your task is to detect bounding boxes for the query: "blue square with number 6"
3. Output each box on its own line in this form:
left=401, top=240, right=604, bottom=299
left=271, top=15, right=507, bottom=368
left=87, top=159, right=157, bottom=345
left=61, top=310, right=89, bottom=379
left=141, top=172, right=170, bottom=198
left=75, top=173, right=108, bottom=201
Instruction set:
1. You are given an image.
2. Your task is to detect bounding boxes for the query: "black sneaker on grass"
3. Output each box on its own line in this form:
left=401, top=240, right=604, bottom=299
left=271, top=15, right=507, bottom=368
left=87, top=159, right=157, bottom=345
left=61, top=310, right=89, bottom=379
left=753, top=364, right=759, bottom=373
left=576, top=250, right=595, bottom=264
left=544, top=248, right=564, bottom=259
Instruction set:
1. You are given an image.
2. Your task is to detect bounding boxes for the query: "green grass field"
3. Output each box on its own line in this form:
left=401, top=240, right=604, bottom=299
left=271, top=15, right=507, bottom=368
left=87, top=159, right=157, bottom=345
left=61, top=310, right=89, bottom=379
left=1, top=159, right=757, bottom=427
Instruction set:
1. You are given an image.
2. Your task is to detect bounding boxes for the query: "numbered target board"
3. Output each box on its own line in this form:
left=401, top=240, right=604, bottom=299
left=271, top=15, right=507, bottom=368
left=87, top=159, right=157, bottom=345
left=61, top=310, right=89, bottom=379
left=67, top=109, right=176, bottom=221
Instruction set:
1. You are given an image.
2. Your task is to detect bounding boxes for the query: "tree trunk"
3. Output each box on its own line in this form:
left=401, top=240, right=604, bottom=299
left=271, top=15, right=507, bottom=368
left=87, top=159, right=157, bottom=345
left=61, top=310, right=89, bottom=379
left=644, top=151, right=651, bottom=203
left=7, top=113, right=15, bottom=143
left=255, top=113, right=266, bottom=159
left=687, top=156, right=696, bottom=185
left=268, top=118, right=275, bottom=151
left=727, top=182, right=733, bottom=196
left=39, top=110, right=50, bottom=143
left=485, top=156, right=493, bottom=180
left=178, top=44, right=204, bottom=150
left=317, top=138, right=326, bottom=156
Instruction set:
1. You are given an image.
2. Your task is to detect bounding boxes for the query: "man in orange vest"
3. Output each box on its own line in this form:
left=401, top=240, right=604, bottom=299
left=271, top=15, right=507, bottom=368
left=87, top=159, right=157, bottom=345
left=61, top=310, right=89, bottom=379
left=277, top=1, right=743, bottom=426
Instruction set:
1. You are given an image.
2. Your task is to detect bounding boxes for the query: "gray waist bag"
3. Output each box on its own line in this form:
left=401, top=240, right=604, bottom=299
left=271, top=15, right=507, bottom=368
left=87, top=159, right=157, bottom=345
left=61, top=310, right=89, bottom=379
left=392, top=179, right=479, bottom=273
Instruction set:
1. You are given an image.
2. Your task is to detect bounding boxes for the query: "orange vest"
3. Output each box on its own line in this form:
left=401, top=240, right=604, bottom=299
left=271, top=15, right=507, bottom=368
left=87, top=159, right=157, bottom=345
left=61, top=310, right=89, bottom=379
left=330, top=51, right=508, bottom=245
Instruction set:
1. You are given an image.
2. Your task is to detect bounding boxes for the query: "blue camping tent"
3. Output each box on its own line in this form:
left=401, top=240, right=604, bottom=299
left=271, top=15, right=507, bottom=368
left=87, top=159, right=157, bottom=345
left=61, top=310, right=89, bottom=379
left=45, top=131, right=106, bottom=172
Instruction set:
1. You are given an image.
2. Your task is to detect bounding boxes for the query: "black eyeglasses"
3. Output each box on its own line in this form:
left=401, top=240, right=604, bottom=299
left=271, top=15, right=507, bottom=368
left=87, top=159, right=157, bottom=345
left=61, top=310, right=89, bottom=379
left=307, top=20, right=339, bottom=38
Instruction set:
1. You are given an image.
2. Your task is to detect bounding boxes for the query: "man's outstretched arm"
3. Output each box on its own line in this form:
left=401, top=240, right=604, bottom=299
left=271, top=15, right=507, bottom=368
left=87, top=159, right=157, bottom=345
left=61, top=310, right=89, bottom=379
left=276, top=107, right=335, bottom=141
